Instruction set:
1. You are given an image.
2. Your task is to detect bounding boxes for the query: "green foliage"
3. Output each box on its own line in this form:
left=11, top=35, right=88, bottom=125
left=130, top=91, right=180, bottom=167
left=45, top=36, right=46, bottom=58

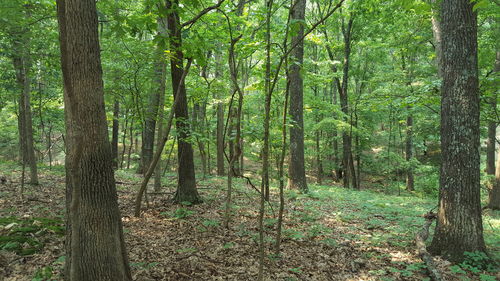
left=288, top=267, right=302, bottom=274
left=459, top=251, right=497, bottom=273
left=176, top=247, right=197, bottom=254
left=32, top=266, right=53, bottom=281
left=479, top=274, right=497, bottom=281
left=202, top=219, right=220, bottom=227
left=171, top=208, right=195, bottom=219
left=0, top=216, right=64, bottom=256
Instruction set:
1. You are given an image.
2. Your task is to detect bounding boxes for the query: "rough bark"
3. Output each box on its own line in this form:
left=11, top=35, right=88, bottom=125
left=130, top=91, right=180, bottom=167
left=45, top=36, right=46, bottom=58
left=167, top=0, right=200, bottom=204
left=429, top=0, right=486, bottom=262
left=287, top=0, right=308, bottom=193
left=56, top=0, right=132, bottom=279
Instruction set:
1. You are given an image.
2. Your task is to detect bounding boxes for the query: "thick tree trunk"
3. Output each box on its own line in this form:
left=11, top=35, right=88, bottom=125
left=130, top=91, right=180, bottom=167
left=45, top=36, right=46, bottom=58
left=167, top=0, right=200, bottom=204
left=12, top=32, right=38, bottom=185
left=287, top=0, right=308, bottom=193
left=56, top=0, right=132, bottom=279
left=429, top=0, right=486, bottom=262
left=111, top=99, right=120, bottom=169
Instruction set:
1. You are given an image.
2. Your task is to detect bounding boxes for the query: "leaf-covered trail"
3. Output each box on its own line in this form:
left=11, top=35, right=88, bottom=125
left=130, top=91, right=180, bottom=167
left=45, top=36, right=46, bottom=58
left=1, top=167, right=498, bottom=280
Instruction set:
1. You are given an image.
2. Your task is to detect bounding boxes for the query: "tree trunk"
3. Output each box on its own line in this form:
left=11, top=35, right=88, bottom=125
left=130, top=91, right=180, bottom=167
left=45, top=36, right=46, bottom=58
left=120, top=108, right=129, bottom=169
left=486, top=121, right=496, bottom=176
left=12, top=30, right=38, bottom=185
left=486, top=51, right=499, bottom=209
left=167, top=0, right=200, bottom=204
left=111, top=98, right=120, bottom=169
left=488, top=147, right=500, bottom=210
left=154, top=16, right=168, bottom=192
left=126, top=121, right=134, bottom=169
left=339, top=15, right=354, bottom=189
left=215, top=51, right=225, bottom=176
left=56, top=0, right=132, bottom=279
left=430, top=0, right=443, bottom=78
left=429, top=0, right=486, bottom=262
left=331, top=78, right=341, bottom=181
left=287, top=0, right=308, bottom=193
left=406, top=108, right=414, bottom=191
left=47, top=123, right=53, bottom=168
left=140, top=69, right=162, bottom=175
left=354, top=110, right=361, bottom=188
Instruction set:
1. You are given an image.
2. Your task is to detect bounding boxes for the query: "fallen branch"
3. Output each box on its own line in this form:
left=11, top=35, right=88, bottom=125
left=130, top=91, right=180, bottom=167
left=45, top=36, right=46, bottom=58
left=415, top=212, right=442, bottom=281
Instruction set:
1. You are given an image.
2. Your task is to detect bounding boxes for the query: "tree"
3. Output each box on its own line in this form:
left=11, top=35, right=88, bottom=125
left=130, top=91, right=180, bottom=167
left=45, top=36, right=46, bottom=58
left=339, top=14, right=357, bottom=189
left=56, top=0, right=132, bottom=279
left=429, top=0, right=486, bottom=262
left=287, top=0, right=308, bottom=192
left=167, top=0, right=201, bottom=204
left=9, top=6, right=38, bottom=185
left=111, top=98, right=120, bottom=169
left=486, top=50, right=499, bottom=210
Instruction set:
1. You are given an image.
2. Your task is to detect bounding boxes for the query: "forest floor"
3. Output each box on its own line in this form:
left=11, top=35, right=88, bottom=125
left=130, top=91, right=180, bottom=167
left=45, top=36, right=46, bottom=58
left=0, top=162, right=499, bottom=281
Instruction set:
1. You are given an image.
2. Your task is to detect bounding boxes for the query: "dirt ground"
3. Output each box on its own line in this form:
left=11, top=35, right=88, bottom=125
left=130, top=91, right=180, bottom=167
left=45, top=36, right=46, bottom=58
left=0, top=170, right=482, bottom=281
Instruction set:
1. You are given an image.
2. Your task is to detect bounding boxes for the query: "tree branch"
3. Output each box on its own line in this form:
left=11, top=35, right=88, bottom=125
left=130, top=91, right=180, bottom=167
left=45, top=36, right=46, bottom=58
left=181, top=0, right=225, bottom=28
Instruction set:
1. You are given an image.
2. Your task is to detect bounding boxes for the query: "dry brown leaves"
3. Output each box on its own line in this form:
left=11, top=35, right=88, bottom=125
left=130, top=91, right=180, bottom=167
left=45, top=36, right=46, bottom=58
left=0, top=171, right=460, bottom=281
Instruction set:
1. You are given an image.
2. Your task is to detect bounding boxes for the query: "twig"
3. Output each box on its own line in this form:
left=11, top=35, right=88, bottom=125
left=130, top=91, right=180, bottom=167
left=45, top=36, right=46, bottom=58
left=181, top=0, right=225, bottom=28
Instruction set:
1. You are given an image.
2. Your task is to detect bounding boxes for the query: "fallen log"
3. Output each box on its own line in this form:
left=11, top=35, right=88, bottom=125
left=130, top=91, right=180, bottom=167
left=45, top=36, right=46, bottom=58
left=415, top=212, right=442, bottom=281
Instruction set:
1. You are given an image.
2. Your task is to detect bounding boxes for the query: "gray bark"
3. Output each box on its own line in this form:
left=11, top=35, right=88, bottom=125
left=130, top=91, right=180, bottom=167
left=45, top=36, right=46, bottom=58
left=287, top=0, right=308, bottom=192
left=56, top=0, right=132, bottom=279
left=429, top=0, right=486, bottom=262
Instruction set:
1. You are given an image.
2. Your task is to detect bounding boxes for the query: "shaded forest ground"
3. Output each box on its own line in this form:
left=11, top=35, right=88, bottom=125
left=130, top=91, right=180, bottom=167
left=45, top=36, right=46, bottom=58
left=1, top=162, right=499, bottom=281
